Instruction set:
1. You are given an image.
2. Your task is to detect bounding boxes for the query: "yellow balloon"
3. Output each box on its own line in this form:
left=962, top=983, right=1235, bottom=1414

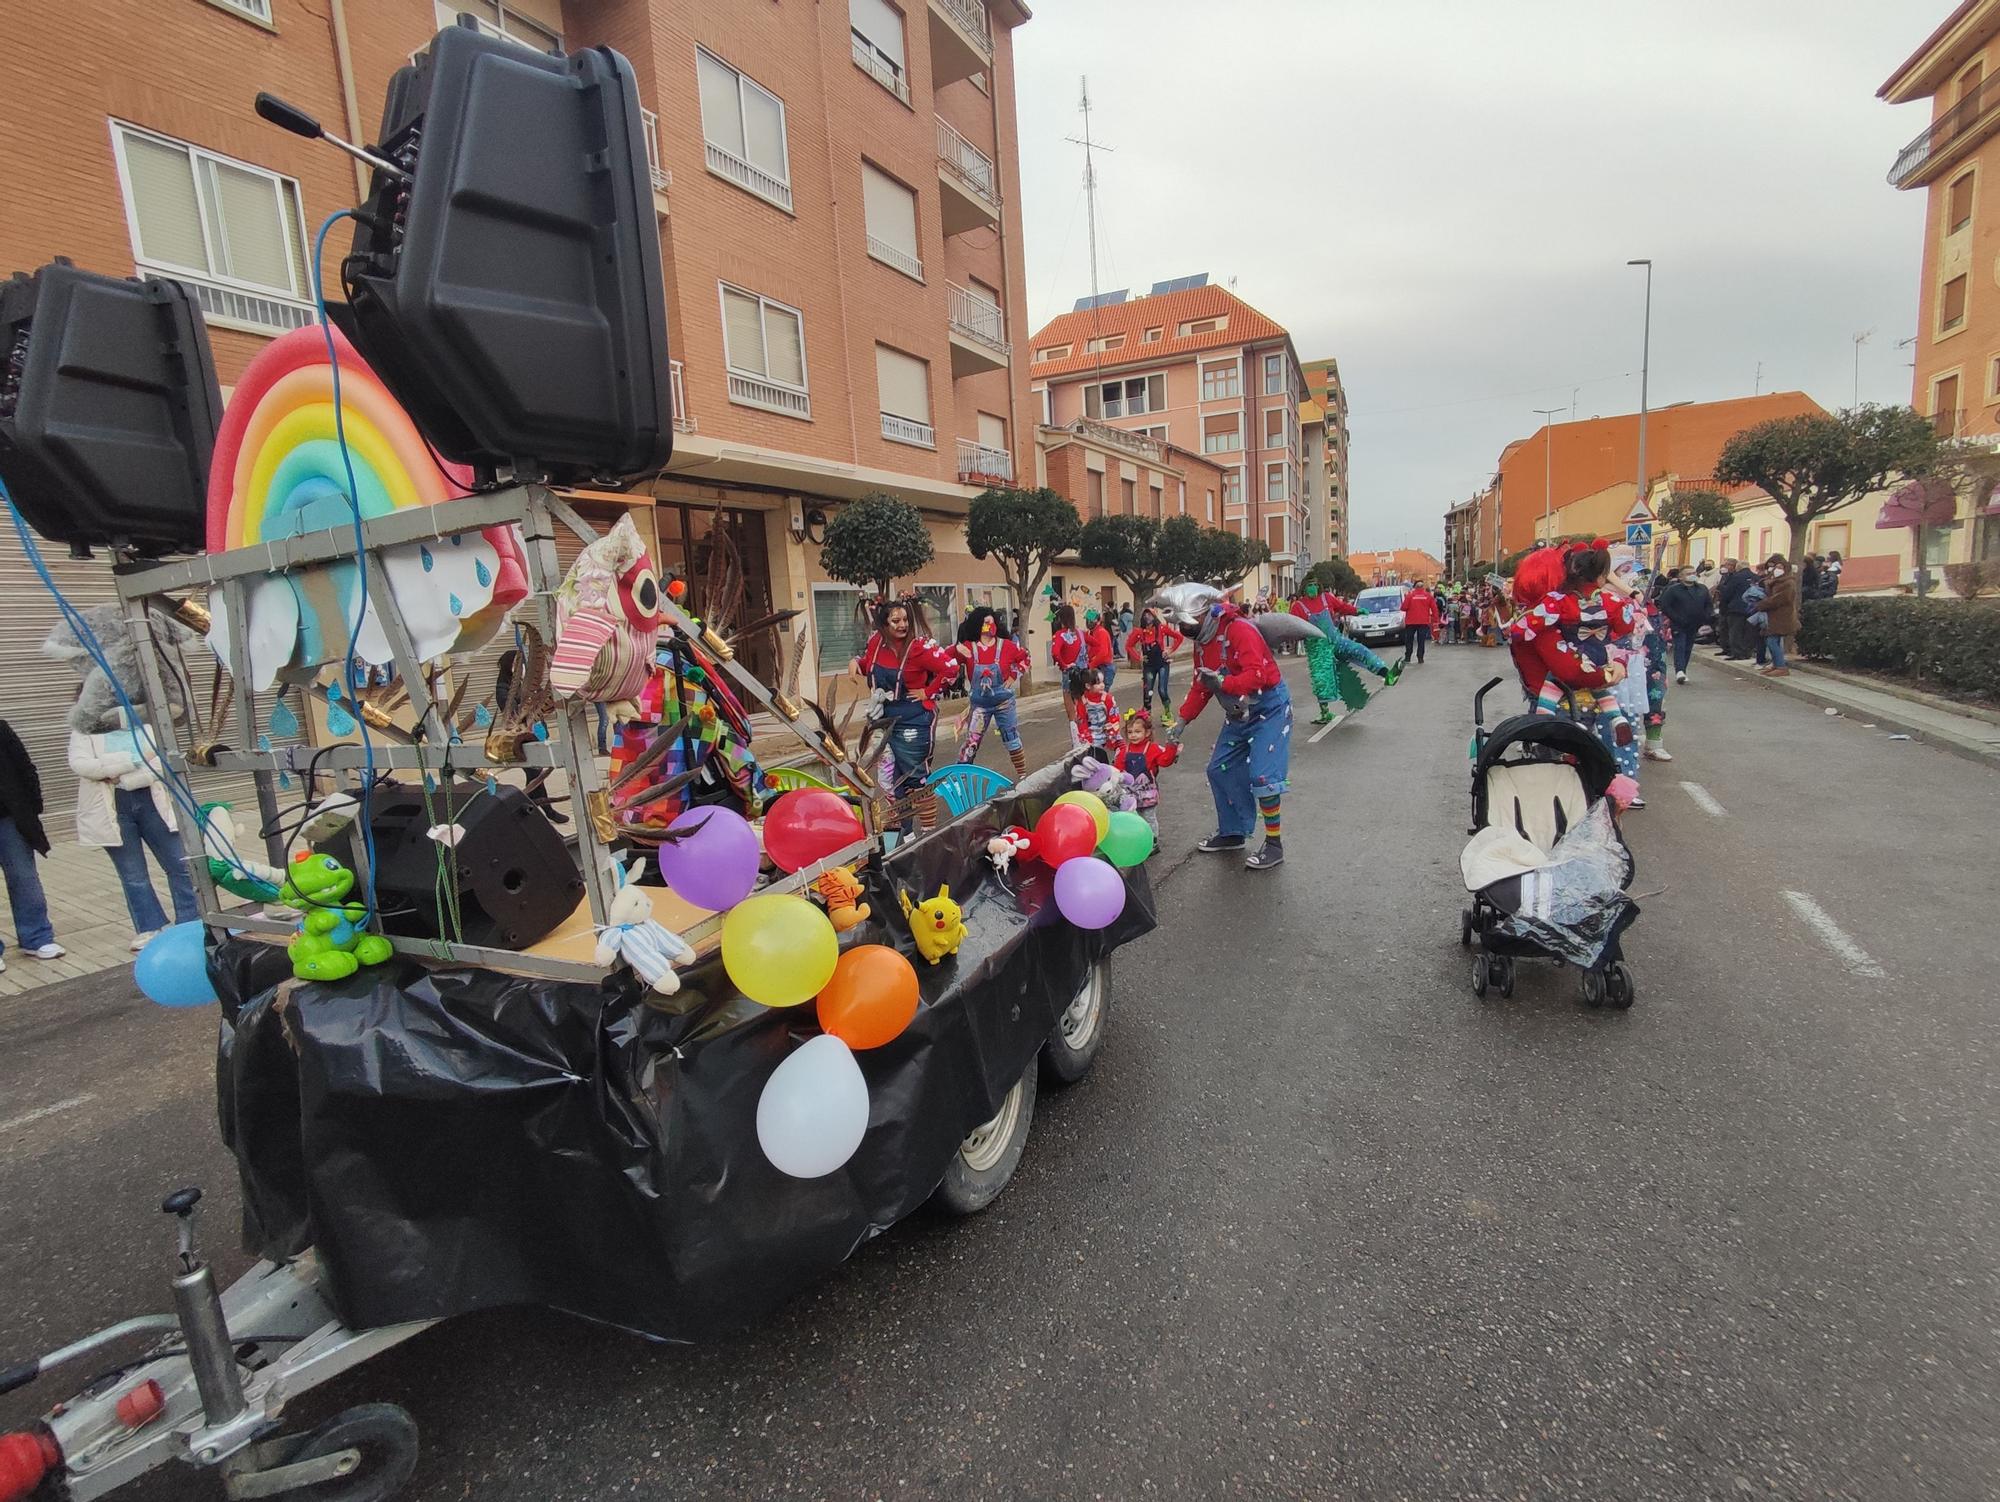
left=1053, top=790, right=1110, bottom=842
left=722, top=894, right=839, bottom=1007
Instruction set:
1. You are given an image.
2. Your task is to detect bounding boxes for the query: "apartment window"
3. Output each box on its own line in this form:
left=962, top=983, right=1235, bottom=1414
left=1179, top=317, right=1224, bottom=336
left=1264, top=407, right=1286, bottom=449
left=1950, top=171, right=1976, bottom=235
left=1143, top=327, right=1163, bottom=342
left=861, top=161, right=922, bottom=281
left=1086, top=334, right=1126, bottom=353
left=1120, top=477, right=1136, bottom=514
left=1202, top=413, right=1242, bottom=454
left=1087, top=468, right=1105, bottom=519
left=978, top=411, right=1007, bottom=453
left=721, top=284, right=810, bottom=418
left=212, top=0, right=274, bottom=20
left=1757, top=527, right=1771, bottom=559
left=434, top=0, right=561, bottom=51
left=1150, top=483, right=1164, bottom=518
left=1266, top=513, right=1287, bottom=556
left=1083, top=373, right=1165, bottom=419
left=1036, top=386, right=1053, bottom=424
left=1735, top=528, right=1749, bottom=561
left=1814, top=521, right=1850, bottom=558
left=1221, top=468, right=1242, bottom=508
left=850, top=0, right=910, bottom=103
left=1961, top=60, right=1985, bottom=105
left=1266, top=461, right=1287, bottom=503
left=876, top=343, right=933, bottom=446
left=1204, top=488, right=1215, bottom=521
left=1263, top=352, right=1285, bottom=395
left=698, top=46, right=792, bottom=212
left=1036, top=345, right=1071, bottom=362
left=1200, top=360, right=1240, bottom=401
left=1941, top=273, right=1969, bottom=332
left=1934, top=372, right=1962, bottom=435
left=1991, top=354, right=2000, bottom=401
left=109, top=123, right=312, bottom=333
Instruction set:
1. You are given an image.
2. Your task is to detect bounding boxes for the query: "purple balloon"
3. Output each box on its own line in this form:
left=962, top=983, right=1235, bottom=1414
left=657, top=806, right=760, bottom=912
left=1053, top=855, right=1126, bottom=930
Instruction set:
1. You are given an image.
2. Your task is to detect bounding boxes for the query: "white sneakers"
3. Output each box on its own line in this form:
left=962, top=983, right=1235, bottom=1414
left=27, top=943, right=65, bottom=960
left=131, top=930, right=162, bottom=952
left=1675, top=671, right=1688, bottom=684
left=1643, top=745, right=1673, bottom=762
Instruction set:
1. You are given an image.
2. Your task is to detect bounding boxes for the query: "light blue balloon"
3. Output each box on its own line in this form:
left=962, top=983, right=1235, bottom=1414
left=133, top=922, right=217, bottom=1009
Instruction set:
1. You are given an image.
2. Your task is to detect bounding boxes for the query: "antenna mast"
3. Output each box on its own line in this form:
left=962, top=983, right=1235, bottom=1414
left=1066, top=78, right=1115, bottom=388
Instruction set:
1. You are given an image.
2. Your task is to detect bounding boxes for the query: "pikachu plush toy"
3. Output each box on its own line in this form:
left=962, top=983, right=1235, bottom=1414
left=899, top=883, right=967, bottom=965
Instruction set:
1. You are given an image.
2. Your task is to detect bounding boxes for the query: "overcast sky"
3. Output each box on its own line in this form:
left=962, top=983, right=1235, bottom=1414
left=1014, top=1, right=1938, bottom=554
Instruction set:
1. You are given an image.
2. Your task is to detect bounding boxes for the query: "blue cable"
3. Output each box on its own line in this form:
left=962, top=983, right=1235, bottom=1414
left=309, top=207, right=379, bottom=922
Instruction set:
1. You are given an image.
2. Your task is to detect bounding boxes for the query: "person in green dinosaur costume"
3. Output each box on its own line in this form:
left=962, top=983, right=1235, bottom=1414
left=279, top=852, right=393, bottom=980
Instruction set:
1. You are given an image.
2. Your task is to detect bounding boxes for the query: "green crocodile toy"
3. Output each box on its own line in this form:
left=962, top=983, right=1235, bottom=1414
left=279, top=852, right=393, bottom=981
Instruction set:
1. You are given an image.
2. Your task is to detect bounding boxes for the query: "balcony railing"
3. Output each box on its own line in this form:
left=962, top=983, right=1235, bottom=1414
left=728, top=370, right=811, bottom=420
left=1891, top=74, right=2000, bottom=186
left=932, top=0, right=991, bottom=51
left=851, top=31, right=911, bottom=103
left=947, top=282, right=1008, bottom=356
left=1064, top=416, right=1164, bottom=464
left=641, top=107, right=670, bottom=192
left=670, top=358, right=694, bottom=433
left=881, top=412, right=935, bottom=447
left=936, top=116, right=999, bottom=205
left=705, top=141, right=793, bottom=213
left=867, top=235, right=924, bottom=281
left=956, top=437, right=1013, bottom=483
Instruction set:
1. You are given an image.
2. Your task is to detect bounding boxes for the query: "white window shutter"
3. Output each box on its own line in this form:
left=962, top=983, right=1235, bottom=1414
left=978, top=411, right=1006, bottom=449
left=122, top=132, right=209, bottom=273
left=766, top=304, right=806, bottom=388
left=861, top=164, right=918, bottom=258
left=876, top=345, right=929, bottom=421
left=722, top=288, right=767, bottom=376
left=697, top=50, right=746, bottom=159
left=851, top=0, right=906, bottom=67
left=741, top=80, right=787, bottom=180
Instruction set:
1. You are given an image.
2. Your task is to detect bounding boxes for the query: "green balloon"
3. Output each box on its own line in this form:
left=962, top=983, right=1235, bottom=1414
left=1098, top=809, right=1155, bottom=867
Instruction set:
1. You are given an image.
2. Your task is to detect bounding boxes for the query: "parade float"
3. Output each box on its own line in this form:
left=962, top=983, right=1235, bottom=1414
left=0, top=23, right=1153, bottom=1502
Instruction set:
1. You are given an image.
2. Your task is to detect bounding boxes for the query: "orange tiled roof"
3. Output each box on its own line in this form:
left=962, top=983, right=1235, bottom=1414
left=1028, top=286, right=1289, bottom=380
left=1348, top=548, right=1443, bottom=582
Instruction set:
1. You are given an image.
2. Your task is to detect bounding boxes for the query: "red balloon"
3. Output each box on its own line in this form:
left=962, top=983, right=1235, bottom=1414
left=1033, top=802, right=1098, bottom=868
left=764, top=789, right=865, bottom=873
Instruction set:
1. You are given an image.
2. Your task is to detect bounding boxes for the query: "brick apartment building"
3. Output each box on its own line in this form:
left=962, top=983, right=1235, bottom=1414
left=1027, top=283, right=1308, bottom=596
left=1299, top=356, right=1349, bottom=558
left=0, top=0, right=1039, bottom=776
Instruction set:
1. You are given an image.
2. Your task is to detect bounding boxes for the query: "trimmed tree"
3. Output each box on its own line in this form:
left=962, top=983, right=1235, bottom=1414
left=1079, top=514, right=1171, bottom=603
left=1656, top=487, right=1736, bottom=563
left=1304, top=556, right=1364, bottom=596
left=1714, top=405, right=1944, bottom=572
left=1155, top=514, right=1211, bottom=587
left=819, top=491, right=934, bottom=602
left=1195, top=529, right=1269, bottom=588
left=965, top=486, right=1081, bottom=620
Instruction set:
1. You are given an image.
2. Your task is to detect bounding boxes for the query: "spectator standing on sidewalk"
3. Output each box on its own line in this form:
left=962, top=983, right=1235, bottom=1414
left=1758, top=555, right=1799, bottom=677
left=1400, top=583, right=1439, bottom=664
left=69, top=709, right=199, bottom=950
left=1657, top=567, right=1712, bottom=683
left=1714, top=559, right=1758, bottom=661
left=0, top=720, right=65, bottom=971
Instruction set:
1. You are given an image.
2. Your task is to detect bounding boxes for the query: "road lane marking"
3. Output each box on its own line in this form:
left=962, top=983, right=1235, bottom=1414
left=1680, top=782, right=1728, bottom=817
left=1308, top=715, right=1348, bottom=744
left=0, top=1093, right=94, bottom=1134
left=1781, top=892, right=1887, bottom=979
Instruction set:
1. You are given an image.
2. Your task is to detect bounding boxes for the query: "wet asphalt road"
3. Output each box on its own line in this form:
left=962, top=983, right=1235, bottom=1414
left=3, top=642, right=1997, bottom=1500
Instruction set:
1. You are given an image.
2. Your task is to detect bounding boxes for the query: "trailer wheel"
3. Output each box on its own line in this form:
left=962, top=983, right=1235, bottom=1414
left=279, top=1403, right=419, bottom=1501
left=931, top=1061, right=1037, bottom=1216
left=1040, top=962, right=1109, bottom=1087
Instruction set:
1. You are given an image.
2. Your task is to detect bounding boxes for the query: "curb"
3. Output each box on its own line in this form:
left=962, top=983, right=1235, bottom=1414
left=1693, top=655, right=2000, bottom=769
left=1786, top=661, right=2000, bottom=727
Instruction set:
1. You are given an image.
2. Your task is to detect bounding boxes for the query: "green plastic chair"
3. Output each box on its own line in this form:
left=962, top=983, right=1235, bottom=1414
left=924, top=763, right=1013, bottom=819
left=764, top=765, right=838, bottom=794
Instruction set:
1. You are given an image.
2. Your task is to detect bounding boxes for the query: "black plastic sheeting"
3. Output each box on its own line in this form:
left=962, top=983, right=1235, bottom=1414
left=210, top=770, right=1155, bottom=1342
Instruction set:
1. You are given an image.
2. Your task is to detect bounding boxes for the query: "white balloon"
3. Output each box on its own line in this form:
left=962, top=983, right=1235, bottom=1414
left=756, top=1034, right=870, bottom=1179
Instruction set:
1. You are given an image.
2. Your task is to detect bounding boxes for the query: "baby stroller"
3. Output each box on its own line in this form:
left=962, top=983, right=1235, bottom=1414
left=1460, top=677, right=1639, bottom=1008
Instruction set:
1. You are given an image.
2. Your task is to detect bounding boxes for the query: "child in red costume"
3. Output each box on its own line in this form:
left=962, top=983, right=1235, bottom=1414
left=1170, top=597, right=1291, bottom=871
left=1115, top=707, right=1179, bottom=838
left=1507, top=541, right=1639, bottom=789
left=1083, top=610, right=1116, bottom=697
left=1073, top=670, right=1118, bottom=761
left=1049, top=603, right=1085, bottom=716
left=1124, top=609, right=1185, bottom=723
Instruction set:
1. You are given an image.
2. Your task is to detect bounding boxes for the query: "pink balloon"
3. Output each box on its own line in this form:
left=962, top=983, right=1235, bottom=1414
left=657, top=806, right=760, bottom=911
left=1052, top=856, right=1126, bottom=930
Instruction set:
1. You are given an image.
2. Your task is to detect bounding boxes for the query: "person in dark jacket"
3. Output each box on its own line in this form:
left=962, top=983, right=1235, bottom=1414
left=1714, top=559, right=1759, bottom=661
left=0, top=720, right=65, bottom=969
left=1758, top=555, right=1800, bottom=676
left=1657, top=569, right=1713, bottom=681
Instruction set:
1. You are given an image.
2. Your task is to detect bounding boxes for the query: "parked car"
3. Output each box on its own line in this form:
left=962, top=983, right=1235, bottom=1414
left=1350, top=586, right=1409, bottom=645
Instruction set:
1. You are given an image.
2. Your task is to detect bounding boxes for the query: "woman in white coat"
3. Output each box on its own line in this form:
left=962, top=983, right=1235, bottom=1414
left=69, top=713, right=199, bottom=948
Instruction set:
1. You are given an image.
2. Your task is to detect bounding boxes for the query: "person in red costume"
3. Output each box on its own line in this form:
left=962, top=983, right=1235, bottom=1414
left=1507, top=540, right=1640, bottom=794
left=1083, top=609, right=1116, bottom=698
left=1165, top=590, right=1292, bottom=871
left=1124, top=607, right=1185, bottom=724
left=1049, top=603, right=1085, bottom=717
left=849, top=598, right=959, bottom=832
left=954, top=607, right=1032, bottom=775
left=1399, top=583, right=1439, bottom=664
left=1114, top=707, right=1180, bottom=838
left=1290, top=586, right=1397, bottom=722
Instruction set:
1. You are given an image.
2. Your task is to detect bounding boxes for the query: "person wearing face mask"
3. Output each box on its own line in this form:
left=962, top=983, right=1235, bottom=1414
left=954, top=607, right=1031, bottom=776
left=1757, top=554, right=1799, bottom=677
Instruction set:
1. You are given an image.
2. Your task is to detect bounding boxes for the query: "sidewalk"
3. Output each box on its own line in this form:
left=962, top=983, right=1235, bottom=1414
left=1694, top=652, right=2000, bottom=768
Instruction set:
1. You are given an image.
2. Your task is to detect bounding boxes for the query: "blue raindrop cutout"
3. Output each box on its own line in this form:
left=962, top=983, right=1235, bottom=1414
left=474, top=559, right=491, bottom=587
left=473, top=704, right=494, bottom=727
left=420, top=545, right=434, bottom=573
left=326, top=703, right=357, bottom=736
left=531, top=720, right=549, bottom=741
left=448, top=593, right=463, bottom=615
left=268, top=698, right=300, bottom=739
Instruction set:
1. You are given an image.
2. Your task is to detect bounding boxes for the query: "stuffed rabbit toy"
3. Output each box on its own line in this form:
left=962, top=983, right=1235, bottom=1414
left=594, top=857, right=698, bottom=995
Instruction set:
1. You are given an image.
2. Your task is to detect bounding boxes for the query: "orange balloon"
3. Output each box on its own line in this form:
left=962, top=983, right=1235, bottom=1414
left=815, top=944, right=920, bottom=1050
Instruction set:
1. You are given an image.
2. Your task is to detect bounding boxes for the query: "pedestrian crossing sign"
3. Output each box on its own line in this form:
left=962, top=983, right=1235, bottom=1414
left=1626, top=522, right=1653, bottom=547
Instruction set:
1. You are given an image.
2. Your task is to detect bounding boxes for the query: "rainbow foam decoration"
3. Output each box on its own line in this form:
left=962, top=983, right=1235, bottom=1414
left=204, top=326, right=529, bottom=685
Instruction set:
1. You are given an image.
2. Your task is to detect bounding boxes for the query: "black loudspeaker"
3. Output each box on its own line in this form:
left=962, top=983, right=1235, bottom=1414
left=0, top=259, right=220, bottom=556
left=343, top=781, right=584, bottom=950
left=339, top=19, right=672, bottom=484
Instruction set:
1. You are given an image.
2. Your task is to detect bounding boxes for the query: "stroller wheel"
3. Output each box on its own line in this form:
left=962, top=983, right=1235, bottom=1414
left=1604, top=962, right=1635, bottom=1010
left=1580, top=969, right=1606, bottom=1008
left=1460, top=909, right=1474, bottom=949
left=1495, top=956, right=1515, bottom=999
left=1471, top=953, right=1490, bottom=998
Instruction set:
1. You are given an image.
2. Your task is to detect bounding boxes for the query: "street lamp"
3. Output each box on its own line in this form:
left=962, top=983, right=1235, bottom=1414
left=1629, top=259, right=1653, bottom=516
left=1533, top=406, right=1561, bottom=543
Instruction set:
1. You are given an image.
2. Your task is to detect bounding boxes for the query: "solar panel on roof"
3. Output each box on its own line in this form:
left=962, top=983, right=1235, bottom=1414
left=1147, top=274, right=1210, bottom=296
left=1071, top=289, right=1130, bottom=312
